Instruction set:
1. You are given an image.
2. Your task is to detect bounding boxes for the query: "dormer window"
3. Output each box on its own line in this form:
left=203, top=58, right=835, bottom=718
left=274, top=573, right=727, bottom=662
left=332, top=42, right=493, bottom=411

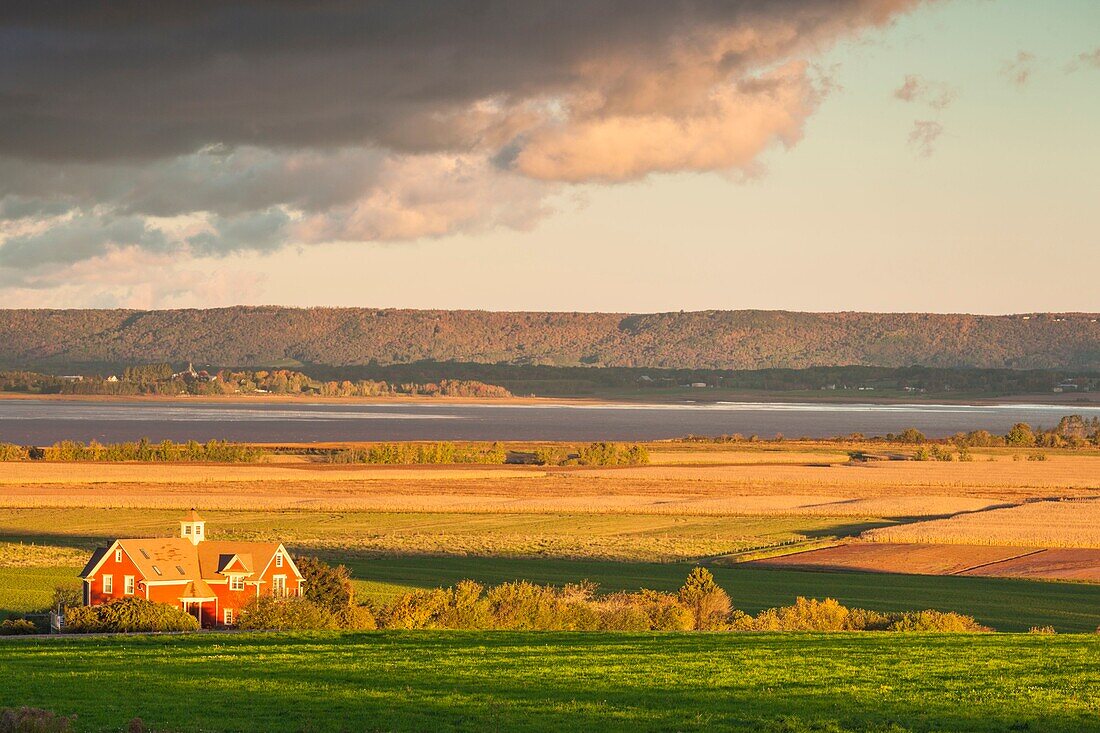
left=275, top=553, right=283, bottom=568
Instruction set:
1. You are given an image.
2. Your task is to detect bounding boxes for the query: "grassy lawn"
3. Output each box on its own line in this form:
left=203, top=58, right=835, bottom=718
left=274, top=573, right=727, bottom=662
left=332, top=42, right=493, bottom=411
left=1, top=632, right=1098, bottom=732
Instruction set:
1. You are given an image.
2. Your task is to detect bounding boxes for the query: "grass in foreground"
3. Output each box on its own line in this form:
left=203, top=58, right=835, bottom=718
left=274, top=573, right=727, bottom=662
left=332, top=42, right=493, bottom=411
left=1, top=632, right=1098, bottom=732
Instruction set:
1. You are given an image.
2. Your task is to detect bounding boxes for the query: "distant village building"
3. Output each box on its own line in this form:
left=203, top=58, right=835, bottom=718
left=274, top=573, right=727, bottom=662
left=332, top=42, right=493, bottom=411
left=79, top=510, right=304, bottom=628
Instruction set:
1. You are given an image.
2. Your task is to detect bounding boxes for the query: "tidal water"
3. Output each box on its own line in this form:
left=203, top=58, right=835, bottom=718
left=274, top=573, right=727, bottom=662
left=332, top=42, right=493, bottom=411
left=0, top=398, right=1097, bottom=443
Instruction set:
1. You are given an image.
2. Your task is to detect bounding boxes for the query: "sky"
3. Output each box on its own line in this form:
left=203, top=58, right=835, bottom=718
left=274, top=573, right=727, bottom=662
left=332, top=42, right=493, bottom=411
left=0, top=0, right=1097, bottom=313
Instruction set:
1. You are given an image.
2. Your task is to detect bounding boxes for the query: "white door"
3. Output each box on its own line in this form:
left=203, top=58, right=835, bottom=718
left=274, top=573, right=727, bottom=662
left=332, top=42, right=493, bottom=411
left=272, top=575, right=286, bottom=597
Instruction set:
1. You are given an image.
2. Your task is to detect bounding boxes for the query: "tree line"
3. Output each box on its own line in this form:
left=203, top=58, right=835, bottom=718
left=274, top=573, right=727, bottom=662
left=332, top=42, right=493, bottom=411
left=0, top=439, right=263, bottom=462
left=0, top=367, right=512, bottom=399
left=326, top=441, right=650, bottom=466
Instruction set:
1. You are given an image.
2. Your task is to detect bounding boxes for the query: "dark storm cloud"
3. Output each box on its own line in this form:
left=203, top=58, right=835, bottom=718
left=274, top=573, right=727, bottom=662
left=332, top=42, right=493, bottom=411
left=0, top=0, right=923, bottom=162
left=0, top=0, right=927, bottom=295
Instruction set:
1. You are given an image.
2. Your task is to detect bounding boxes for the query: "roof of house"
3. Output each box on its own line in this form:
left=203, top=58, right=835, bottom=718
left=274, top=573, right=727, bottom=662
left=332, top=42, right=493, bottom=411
left=179, top=579, right=217, bottom=601
left=181, top=508, right=204, bottom=523
left=81, top=538, right=301, bottom=582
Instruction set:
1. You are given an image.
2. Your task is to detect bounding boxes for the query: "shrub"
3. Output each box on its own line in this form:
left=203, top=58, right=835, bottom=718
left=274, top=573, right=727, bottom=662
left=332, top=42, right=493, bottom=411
left=379, top=589, right=451, bottom=630
left=576, top=442, right=649, bottom=467
left=1028, top=625, right=1057, bottom=635
left=237, top=596, right=337, bottom=631
left=338, top=604, right=377, bottom=631
left=0, top=708, right=75, bottom=733
left=295, top=556, right=355, bottom=615
left=885, top=610, right=989, bottom=633
left=735, top=597, right=853, bottom=632
left=678, top=567, right=731, bottom=630
left=0, top=618, right=38, bottom=635
left=1027, top=452, right=1047, bottom=462
left=0, top=443, right=29, bottom=462
left=64, top=598, right=199, bottom=633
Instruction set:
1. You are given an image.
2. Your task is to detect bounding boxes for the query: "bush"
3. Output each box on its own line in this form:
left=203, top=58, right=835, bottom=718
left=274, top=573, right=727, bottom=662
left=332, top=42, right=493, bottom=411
left=52, top=585, right=82, bottom=612
left=1028, top=625, right=1057, bottom=635
left=731, top=600, right=990, bottom=633
left=678, top=567, right=731, bottom=630
left=0, top=443, right=29, bottom=462
left=1027, top=452, right=1047, bottom=462
left=0, top=618, right=38, bottom=635
left=886, top=610, right=989, bottom=632
left=64, top=598, right=199, bottom=633
left=237, top=596, right=337, bottom=630
left=0, top=708, right=75, bottom=733
left=576, top=442, right=649, bottom=467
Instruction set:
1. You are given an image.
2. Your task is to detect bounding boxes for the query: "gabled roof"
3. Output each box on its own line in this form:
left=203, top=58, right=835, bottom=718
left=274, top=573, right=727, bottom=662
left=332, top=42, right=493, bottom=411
left=81, top=536, right=302, bottom=583
left=181, top=508, right=204, bottom=523
left=216, top=553, right=254, bottom=574
left=197, top=541, right=299, bottom=580
left=179, top=579, right=216, bottom=601
left=79, top=547, right=108, bottom=579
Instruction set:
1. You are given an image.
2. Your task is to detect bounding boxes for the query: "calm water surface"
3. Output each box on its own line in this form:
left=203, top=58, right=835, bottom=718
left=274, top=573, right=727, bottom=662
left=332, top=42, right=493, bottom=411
left=1, top=398, right=1098, bottom=443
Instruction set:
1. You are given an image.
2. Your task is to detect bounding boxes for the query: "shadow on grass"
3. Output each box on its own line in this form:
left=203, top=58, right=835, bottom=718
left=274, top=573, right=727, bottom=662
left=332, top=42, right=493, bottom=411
left=2, top=632, right=1098, bottom=733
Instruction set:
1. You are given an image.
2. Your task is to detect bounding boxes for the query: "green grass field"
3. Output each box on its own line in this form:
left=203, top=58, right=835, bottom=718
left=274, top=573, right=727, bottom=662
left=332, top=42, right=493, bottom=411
left=4, top=554, right=1099, bottom=632
left=1, top=632, right=1098, bottom=732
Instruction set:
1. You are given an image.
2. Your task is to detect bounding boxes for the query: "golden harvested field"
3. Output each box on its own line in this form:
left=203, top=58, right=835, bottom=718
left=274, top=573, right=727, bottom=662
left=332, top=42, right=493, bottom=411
left=862, top=499, right=1100, bottom=548
left=0, top=507, right=895, bottom=563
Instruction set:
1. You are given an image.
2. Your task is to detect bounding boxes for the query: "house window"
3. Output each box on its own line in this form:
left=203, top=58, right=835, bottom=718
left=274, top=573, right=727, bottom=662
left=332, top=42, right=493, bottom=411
left=124, top=576, right=135, bottom=595
left=115, top=549, right=123, bottom=563
left=272, top=575, right=286, bottom=597
left=275, top=553, right=283, bottom=568
left=229, top=576, right=245, bottom=591
left=183, top=525, right=191, bottom=535
left=102, top=575, right=113, bottom=593
left=224, top=608, right=234, bottom=625
left=195, top=524, right=203, bottom=536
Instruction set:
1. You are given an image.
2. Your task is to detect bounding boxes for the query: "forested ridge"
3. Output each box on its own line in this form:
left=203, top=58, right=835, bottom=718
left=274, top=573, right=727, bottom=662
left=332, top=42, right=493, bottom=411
left=0, top=307, right=1097, bottom=371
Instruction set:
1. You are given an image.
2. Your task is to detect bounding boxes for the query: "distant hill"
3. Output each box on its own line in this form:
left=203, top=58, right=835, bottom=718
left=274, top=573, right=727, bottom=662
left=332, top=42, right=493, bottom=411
left=0, top=308, right=1097, bottom=371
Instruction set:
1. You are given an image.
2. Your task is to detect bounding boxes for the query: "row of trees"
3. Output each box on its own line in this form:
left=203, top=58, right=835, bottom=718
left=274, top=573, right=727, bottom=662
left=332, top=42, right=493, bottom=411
left=328, top=442, right=508, bottom=465
left=888, top=416, right=1100, bottom=449
left=0, top=439, right=263, bottom=462
left=0, top=368, right=513, bottom=399
left=326, top=441, right=650, bottom=466
left=245, top=566, right=986, bottom=633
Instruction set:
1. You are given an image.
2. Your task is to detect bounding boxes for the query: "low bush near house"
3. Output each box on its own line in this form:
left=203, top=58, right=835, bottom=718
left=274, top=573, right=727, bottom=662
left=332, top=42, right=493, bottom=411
left=64, top=598, right=199, bottom=633
left=237, top=596, right=338, bottom=631
left=0, top=618, right=38, bottom=635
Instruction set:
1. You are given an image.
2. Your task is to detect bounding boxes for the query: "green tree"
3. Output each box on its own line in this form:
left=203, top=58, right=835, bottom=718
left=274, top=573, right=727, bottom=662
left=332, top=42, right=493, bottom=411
left=677, top=567, right=731, bottom=630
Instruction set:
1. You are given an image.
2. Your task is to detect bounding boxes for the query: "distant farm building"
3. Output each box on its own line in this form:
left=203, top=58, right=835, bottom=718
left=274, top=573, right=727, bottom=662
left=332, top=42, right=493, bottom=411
left=79, top=509, right=304, bottom=628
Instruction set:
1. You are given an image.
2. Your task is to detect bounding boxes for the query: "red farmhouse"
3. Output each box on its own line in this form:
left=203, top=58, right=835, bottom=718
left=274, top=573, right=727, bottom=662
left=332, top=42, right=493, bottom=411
left=79, top=509, right=304, bottom=628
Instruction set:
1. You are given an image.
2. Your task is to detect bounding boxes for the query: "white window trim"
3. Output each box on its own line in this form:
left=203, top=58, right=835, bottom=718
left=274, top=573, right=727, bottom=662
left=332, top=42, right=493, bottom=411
left=229, top=575, right=245, bottom=591
left=275, top=553, right=283, bottom=568
left=124, top=575, right=135, bottom=595
left=115, top=549, right=123, bottom=562
left=224, top=608, right=234, bottom=625
left=102, top=574, right=113, bottom=593
left=272, top=574, right=287, bottom=597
